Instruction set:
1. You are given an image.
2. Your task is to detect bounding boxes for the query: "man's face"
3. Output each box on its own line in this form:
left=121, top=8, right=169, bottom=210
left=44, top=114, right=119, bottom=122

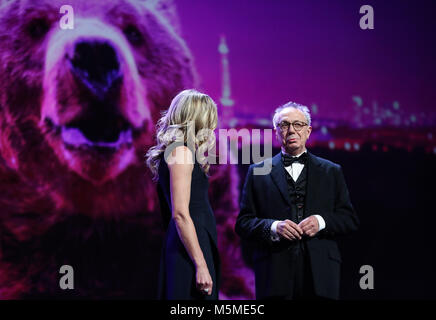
left=275, top=107, right=312, bottom=155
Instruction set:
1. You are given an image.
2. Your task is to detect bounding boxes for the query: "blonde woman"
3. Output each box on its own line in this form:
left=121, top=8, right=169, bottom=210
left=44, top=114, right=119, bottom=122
left=146, top=89, right=220, bottom=300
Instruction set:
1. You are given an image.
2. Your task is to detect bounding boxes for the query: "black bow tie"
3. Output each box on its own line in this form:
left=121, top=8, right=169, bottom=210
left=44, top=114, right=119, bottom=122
left=282, top=152, right=308, bottom=167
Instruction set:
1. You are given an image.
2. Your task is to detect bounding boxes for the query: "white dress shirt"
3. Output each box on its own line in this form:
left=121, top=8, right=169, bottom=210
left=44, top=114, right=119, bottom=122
left=270, top=150, right=326, bottom=241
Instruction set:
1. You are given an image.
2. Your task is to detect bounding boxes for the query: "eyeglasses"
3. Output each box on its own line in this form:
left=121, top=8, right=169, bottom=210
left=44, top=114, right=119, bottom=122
left=277, top=121, right=308, bottom=132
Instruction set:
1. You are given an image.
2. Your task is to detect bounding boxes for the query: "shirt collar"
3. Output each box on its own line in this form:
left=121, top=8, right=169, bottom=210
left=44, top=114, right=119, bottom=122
left=281, top=149, right=307, bottom=158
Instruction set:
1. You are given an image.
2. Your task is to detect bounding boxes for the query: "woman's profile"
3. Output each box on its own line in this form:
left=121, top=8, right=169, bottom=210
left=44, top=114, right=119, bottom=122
left=146, top=89, right=220, bottom=300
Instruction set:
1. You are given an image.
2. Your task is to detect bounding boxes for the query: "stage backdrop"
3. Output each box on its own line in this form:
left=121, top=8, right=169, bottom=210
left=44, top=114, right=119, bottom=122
left=0, top=0, right=435, bottom=299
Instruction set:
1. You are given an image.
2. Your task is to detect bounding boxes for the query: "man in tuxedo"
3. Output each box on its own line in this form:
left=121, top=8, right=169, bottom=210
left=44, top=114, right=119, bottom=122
left=235, top=102, right=359, bottom=300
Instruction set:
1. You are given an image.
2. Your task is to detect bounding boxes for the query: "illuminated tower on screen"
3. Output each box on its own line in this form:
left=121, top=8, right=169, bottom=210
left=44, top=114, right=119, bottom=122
left=218, top=35, right=235, bottom=127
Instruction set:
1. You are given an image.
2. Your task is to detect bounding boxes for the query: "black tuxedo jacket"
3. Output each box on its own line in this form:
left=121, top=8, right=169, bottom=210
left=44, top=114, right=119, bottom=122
left=235, top=151, right=359, bottom=299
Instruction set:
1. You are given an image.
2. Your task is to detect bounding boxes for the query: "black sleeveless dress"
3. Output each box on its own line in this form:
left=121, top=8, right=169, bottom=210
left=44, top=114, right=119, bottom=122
left=157, top=150, right=220, bottom=300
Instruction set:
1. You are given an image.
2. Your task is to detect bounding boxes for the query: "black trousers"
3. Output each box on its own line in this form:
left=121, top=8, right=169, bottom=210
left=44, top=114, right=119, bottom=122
left=266, top=244, right=324, bottom=300
left=286, top=244, right=318, bottom=300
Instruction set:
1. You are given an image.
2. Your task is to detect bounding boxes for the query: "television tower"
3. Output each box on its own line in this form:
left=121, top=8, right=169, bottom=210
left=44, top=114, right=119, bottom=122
left=218, top=35, right=235, bottom=126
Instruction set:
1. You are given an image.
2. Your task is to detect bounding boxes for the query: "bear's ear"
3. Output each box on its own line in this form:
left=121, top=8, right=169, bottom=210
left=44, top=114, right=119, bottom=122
left=144, top=0, right=181, bottom=35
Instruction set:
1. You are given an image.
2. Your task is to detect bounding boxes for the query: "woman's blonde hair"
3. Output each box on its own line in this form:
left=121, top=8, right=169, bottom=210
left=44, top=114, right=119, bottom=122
left=145, top=89, right=218, bottom=180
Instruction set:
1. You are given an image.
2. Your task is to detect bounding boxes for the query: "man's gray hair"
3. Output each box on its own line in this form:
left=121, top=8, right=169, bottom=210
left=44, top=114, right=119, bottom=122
left=272, top=101, right=311, bottom=129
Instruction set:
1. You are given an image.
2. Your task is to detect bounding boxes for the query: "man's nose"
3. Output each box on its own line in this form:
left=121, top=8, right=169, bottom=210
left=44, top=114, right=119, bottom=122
left=287, top=124, right=296, bottom=134
left=70, top=40, right=121, bottom=99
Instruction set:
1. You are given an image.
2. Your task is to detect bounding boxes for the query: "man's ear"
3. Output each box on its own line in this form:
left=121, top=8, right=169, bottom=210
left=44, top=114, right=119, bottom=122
left=306, top=126, right=312, bottom=139
left=275, top=129, right=281, bottom=143
left=143, top=0, right=181, bottom=35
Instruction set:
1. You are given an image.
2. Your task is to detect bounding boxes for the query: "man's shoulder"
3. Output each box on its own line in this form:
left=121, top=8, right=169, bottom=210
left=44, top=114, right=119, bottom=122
left=310, top=152, right=341, bottom=170
left=249, top=154, right=278, bottom=171
left=250, top=158, right=273, bottom=168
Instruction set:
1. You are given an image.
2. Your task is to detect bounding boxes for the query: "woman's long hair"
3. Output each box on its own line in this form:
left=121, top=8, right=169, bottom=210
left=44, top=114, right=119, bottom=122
left=145, top=89, right=218, bottom=180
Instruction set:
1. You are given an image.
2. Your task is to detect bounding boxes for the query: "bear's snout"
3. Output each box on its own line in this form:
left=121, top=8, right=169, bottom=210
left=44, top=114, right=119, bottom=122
left=70, top=40, right=121, bottom=100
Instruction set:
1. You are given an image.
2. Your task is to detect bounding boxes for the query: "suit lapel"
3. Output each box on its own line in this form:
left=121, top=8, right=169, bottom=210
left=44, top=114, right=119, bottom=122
left=270, top=152, right=292, bottom=207
left=305, top=152, right=322, bottom=214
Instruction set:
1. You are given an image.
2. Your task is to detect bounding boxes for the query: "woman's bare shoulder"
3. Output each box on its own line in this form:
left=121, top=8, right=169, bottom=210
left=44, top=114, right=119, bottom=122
left=167, top=145, right=194, bottom=168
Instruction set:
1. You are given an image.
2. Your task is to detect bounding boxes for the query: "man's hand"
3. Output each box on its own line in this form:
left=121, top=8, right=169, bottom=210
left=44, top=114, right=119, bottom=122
left=298, top=216, right=319, bottom=237
left=276, top=219, right=303, bottom=241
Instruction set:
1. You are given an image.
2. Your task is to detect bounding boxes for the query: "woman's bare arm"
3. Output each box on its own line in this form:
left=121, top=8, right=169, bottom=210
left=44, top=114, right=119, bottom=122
left=167, top=146, right=212, bottom=294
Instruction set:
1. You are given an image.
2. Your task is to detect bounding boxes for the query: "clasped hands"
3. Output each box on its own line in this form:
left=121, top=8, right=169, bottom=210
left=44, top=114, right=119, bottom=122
left=276, top=215, right=319, bottom=241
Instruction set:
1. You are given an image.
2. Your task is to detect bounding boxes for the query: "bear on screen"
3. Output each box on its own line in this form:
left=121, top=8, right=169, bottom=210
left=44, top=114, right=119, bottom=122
left=0, top=0, right=253, bottom=299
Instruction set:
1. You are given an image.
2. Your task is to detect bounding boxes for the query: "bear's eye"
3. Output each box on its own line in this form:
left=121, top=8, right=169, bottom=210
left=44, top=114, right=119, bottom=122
left=123, top=25, right=143, bottom=46
left=26, top=18, right=50, bottom=40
